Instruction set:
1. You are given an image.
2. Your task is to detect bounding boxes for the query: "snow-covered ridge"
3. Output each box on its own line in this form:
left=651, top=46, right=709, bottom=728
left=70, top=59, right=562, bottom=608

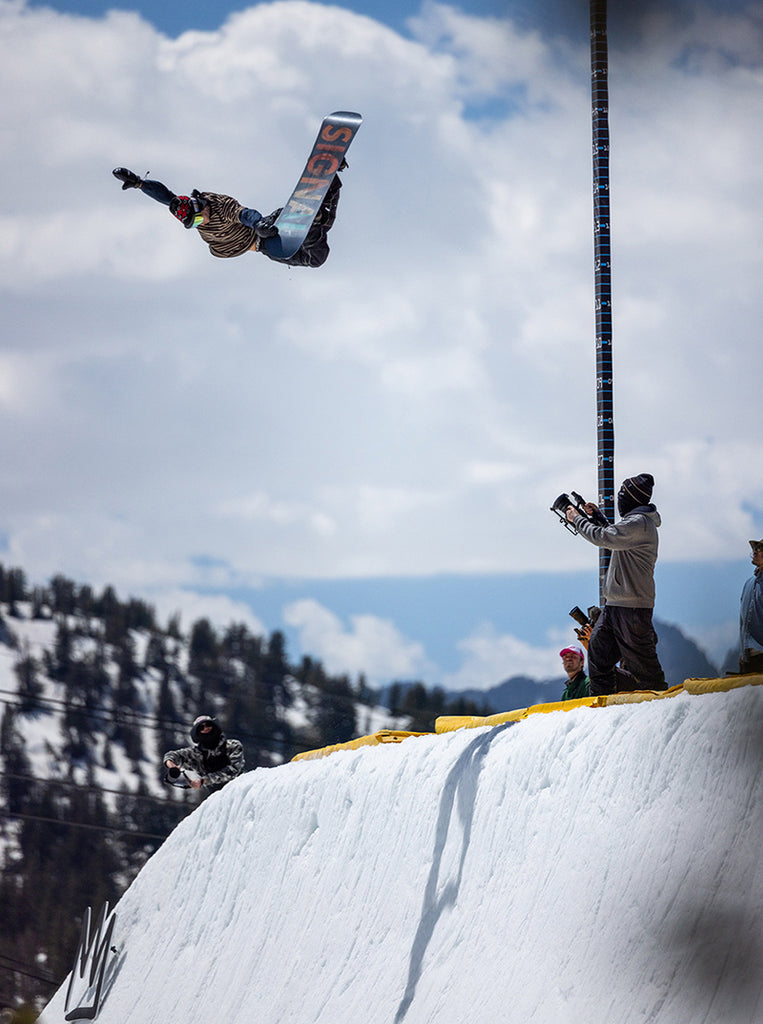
left=40, top=683, right=763, bottom=1024
left=0, top=599, right=406, bottom=801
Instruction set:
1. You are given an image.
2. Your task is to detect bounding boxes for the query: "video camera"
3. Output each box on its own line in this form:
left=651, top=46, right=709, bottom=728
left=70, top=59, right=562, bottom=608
left=550, top=491, right=609, bottom=535
left=163, top=764, right=199, bottom=789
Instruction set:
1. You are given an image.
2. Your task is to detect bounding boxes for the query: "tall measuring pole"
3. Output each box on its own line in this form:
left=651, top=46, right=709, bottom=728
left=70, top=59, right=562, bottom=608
left=590, top=0, right=615, bottom=604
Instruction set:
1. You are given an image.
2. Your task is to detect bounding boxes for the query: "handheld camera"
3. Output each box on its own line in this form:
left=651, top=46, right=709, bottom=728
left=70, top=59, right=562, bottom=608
left=163, top=764, right=200, bottom=789
left=568, top=605, right=602, bottom=647
left=569, top=605, right=591, bottom=644
left=550, top=491, right=609, bottom=535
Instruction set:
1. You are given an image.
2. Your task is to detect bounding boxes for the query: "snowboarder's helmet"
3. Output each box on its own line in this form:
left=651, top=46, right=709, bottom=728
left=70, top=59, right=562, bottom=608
left=170, top=194, right=206, bottom=229
left=191, top=715, right=223, bottom=749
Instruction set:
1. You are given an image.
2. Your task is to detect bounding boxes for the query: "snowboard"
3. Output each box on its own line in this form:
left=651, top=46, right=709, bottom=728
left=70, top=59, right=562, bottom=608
left=266, top=110, right=362, bottom=260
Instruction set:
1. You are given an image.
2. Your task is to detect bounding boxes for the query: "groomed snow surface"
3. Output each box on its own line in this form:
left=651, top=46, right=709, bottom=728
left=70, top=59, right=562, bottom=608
left=42, top=686, right=763, bottom=1024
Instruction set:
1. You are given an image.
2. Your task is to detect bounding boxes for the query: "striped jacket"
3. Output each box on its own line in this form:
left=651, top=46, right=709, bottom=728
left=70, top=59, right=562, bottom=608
left=196, top=192, right=259, bottom=259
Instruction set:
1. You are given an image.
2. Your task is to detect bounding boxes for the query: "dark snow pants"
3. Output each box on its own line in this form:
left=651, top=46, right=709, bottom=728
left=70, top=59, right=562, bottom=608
left=587, top=605, right=667, bottom=695
left=739, top=650, right=763, bottom=674
left=262, top=175, right=342, bottom=268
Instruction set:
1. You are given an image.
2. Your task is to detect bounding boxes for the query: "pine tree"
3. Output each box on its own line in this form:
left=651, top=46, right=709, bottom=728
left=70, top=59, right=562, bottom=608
left=157, top=667, right=182, bottom=757
left=314, top=674, right=356, bottom=747
left=49, top=574, right=77, bottom=616
left=4, top=566, right=28, bottom=616
left=13, top=644, right=44, bottom=717
left=49, top=618, right=74, bottom=683
left=188, top=617, right=223, bottom=701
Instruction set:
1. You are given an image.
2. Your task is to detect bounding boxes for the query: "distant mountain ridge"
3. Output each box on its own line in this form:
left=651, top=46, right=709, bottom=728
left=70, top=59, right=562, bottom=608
left=437, top=619, right=722, bottom=715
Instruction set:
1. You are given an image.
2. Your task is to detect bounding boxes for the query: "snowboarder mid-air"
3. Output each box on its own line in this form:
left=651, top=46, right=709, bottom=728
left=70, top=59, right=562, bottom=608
left=112, top=165, right=345, bottom=268
left=163, top=715, right=245, bottom=791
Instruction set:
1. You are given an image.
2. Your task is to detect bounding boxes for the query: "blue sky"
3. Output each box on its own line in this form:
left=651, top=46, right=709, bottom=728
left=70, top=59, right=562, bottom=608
left=2, top=0, right=761, bottom=687
left=26, top=0, right=551, bottom=39
left=24, top=0, right=755, bottom=42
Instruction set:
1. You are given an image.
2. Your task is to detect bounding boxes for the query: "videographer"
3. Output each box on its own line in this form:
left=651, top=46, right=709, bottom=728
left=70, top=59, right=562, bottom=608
left=565, top=473, right=667, bottom=696
left=163, top=715, right=244, bottom=791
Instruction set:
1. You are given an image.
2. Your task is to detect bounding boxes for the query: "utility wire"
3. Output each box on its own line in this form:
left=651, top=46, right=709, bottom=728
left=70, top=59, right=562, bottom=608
left=0, top=769, right=191, bottom=809
left=0, top=689, right=311, bottom=753
left=0, top=954, right=57, bottom=987
left=1, top=685, right=236, bottom=737
left=3, top=809, right=168, bottom=842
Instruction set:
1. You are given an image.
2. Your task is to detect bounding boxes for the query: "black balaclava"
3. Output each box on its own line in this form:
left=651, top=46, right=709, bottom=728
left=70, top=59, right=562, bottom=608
left=618, top=473, right=654, bottom=517
left=191, top=715, right=223, bottom=750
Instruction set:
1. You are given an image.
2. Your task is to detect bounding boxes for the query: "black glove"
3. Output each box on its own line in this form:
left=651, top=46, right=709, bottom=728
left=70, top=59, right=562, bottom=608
left=112, top=167, right=142, bottom=190
left=254, top=209, right=282, bottom=239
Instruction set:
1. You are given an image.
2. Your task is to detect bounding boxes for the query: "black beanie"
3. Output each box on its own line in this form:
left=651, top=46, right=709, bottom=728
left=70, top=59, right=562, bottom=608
left=618, top=474, right=654, bottom=515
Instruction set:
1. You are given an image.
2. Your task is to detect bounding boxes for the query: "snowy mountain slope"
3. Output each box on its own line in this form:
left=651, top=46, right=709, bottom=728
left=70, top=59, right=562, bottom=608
left=40, top=684, right=763, bottom=1024
left=0, top=601, right=405, bottom=797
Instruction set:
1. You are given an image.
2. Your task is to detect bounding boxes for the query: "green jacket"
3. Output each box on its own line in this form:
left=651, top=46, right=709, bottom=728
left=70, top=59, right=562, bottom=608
left=562, top=670, right=589, bottom=701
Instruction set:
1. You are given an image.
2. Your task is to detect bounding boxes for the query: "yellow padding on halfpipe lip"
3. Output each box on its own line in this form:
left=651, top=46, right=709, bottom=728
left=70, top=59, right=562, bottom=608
left=683, top=673, right=763, bottom=694
left=435, top=709, right=527, bottom=733
left=292, top=729, right=429, bottom=762
left=296, top=677, right=763, bottom=757
left=524, top=696, right=602, bottom=716
left=602, top=685, right=684, bottom=705
left=436, top=680, right=763, bottom=735
left=435, top=696, right=600, bottom=733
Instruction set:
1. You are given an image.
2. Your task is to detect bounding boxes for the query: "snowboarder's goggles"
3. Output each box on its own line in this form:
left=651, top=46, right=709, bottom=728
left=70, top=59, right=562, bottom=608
left=190, top=210, right=205, bottom=228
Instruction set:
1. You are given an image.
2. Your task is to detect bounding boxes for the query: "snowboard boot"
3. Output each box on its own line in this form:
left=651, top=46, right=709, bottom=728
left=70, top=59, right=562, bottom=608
left=314, top=175, right=342, bottom=230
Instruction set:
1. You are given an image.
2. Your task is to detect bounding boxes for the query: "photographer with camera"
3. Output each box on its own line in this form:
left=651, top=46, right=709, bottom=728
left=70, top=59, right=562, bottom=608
left=163, top=715, right=245, bottom=791
left=565, top=474, right=667, bottom=696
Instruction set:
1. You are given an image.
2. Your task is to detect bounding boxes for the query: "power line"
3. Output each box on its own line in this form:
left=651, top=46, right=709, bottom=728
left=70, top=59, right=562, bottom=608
left=0, top=769, right=191, bottom=809
left=0, top=689, right=310, bottom=754
left=0, top=686, right=204, bottom=736
left=3, top=809, right=168, bottom=842
left=0, top=954, right=57, bottom=988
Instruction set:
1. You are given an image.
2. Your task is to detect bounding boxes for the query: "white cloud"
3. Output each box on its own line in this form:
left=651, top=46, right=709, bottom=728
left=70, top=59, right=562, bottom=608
left=148, top=588, right=268, bottom=636
left=283, top=597, right=431, bottom=682
left=441, top=623, right=567, bottom=691
left=0, top=0, right=760, bottom=601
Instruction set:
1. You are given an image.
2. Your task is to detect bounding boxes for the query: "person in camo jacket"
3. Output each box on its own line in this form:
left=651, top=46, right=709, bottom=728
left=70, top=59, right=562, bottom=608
left=163, top=716, right=244, bottom=791
left=112, top=166, right=345, bottom=268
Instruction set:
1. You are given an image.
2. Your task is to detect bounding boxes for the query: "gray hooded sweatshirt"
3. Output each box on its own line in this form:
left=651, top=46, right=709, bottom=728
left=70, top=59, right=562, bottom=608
left=573, top=505, right=661, bottom=608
